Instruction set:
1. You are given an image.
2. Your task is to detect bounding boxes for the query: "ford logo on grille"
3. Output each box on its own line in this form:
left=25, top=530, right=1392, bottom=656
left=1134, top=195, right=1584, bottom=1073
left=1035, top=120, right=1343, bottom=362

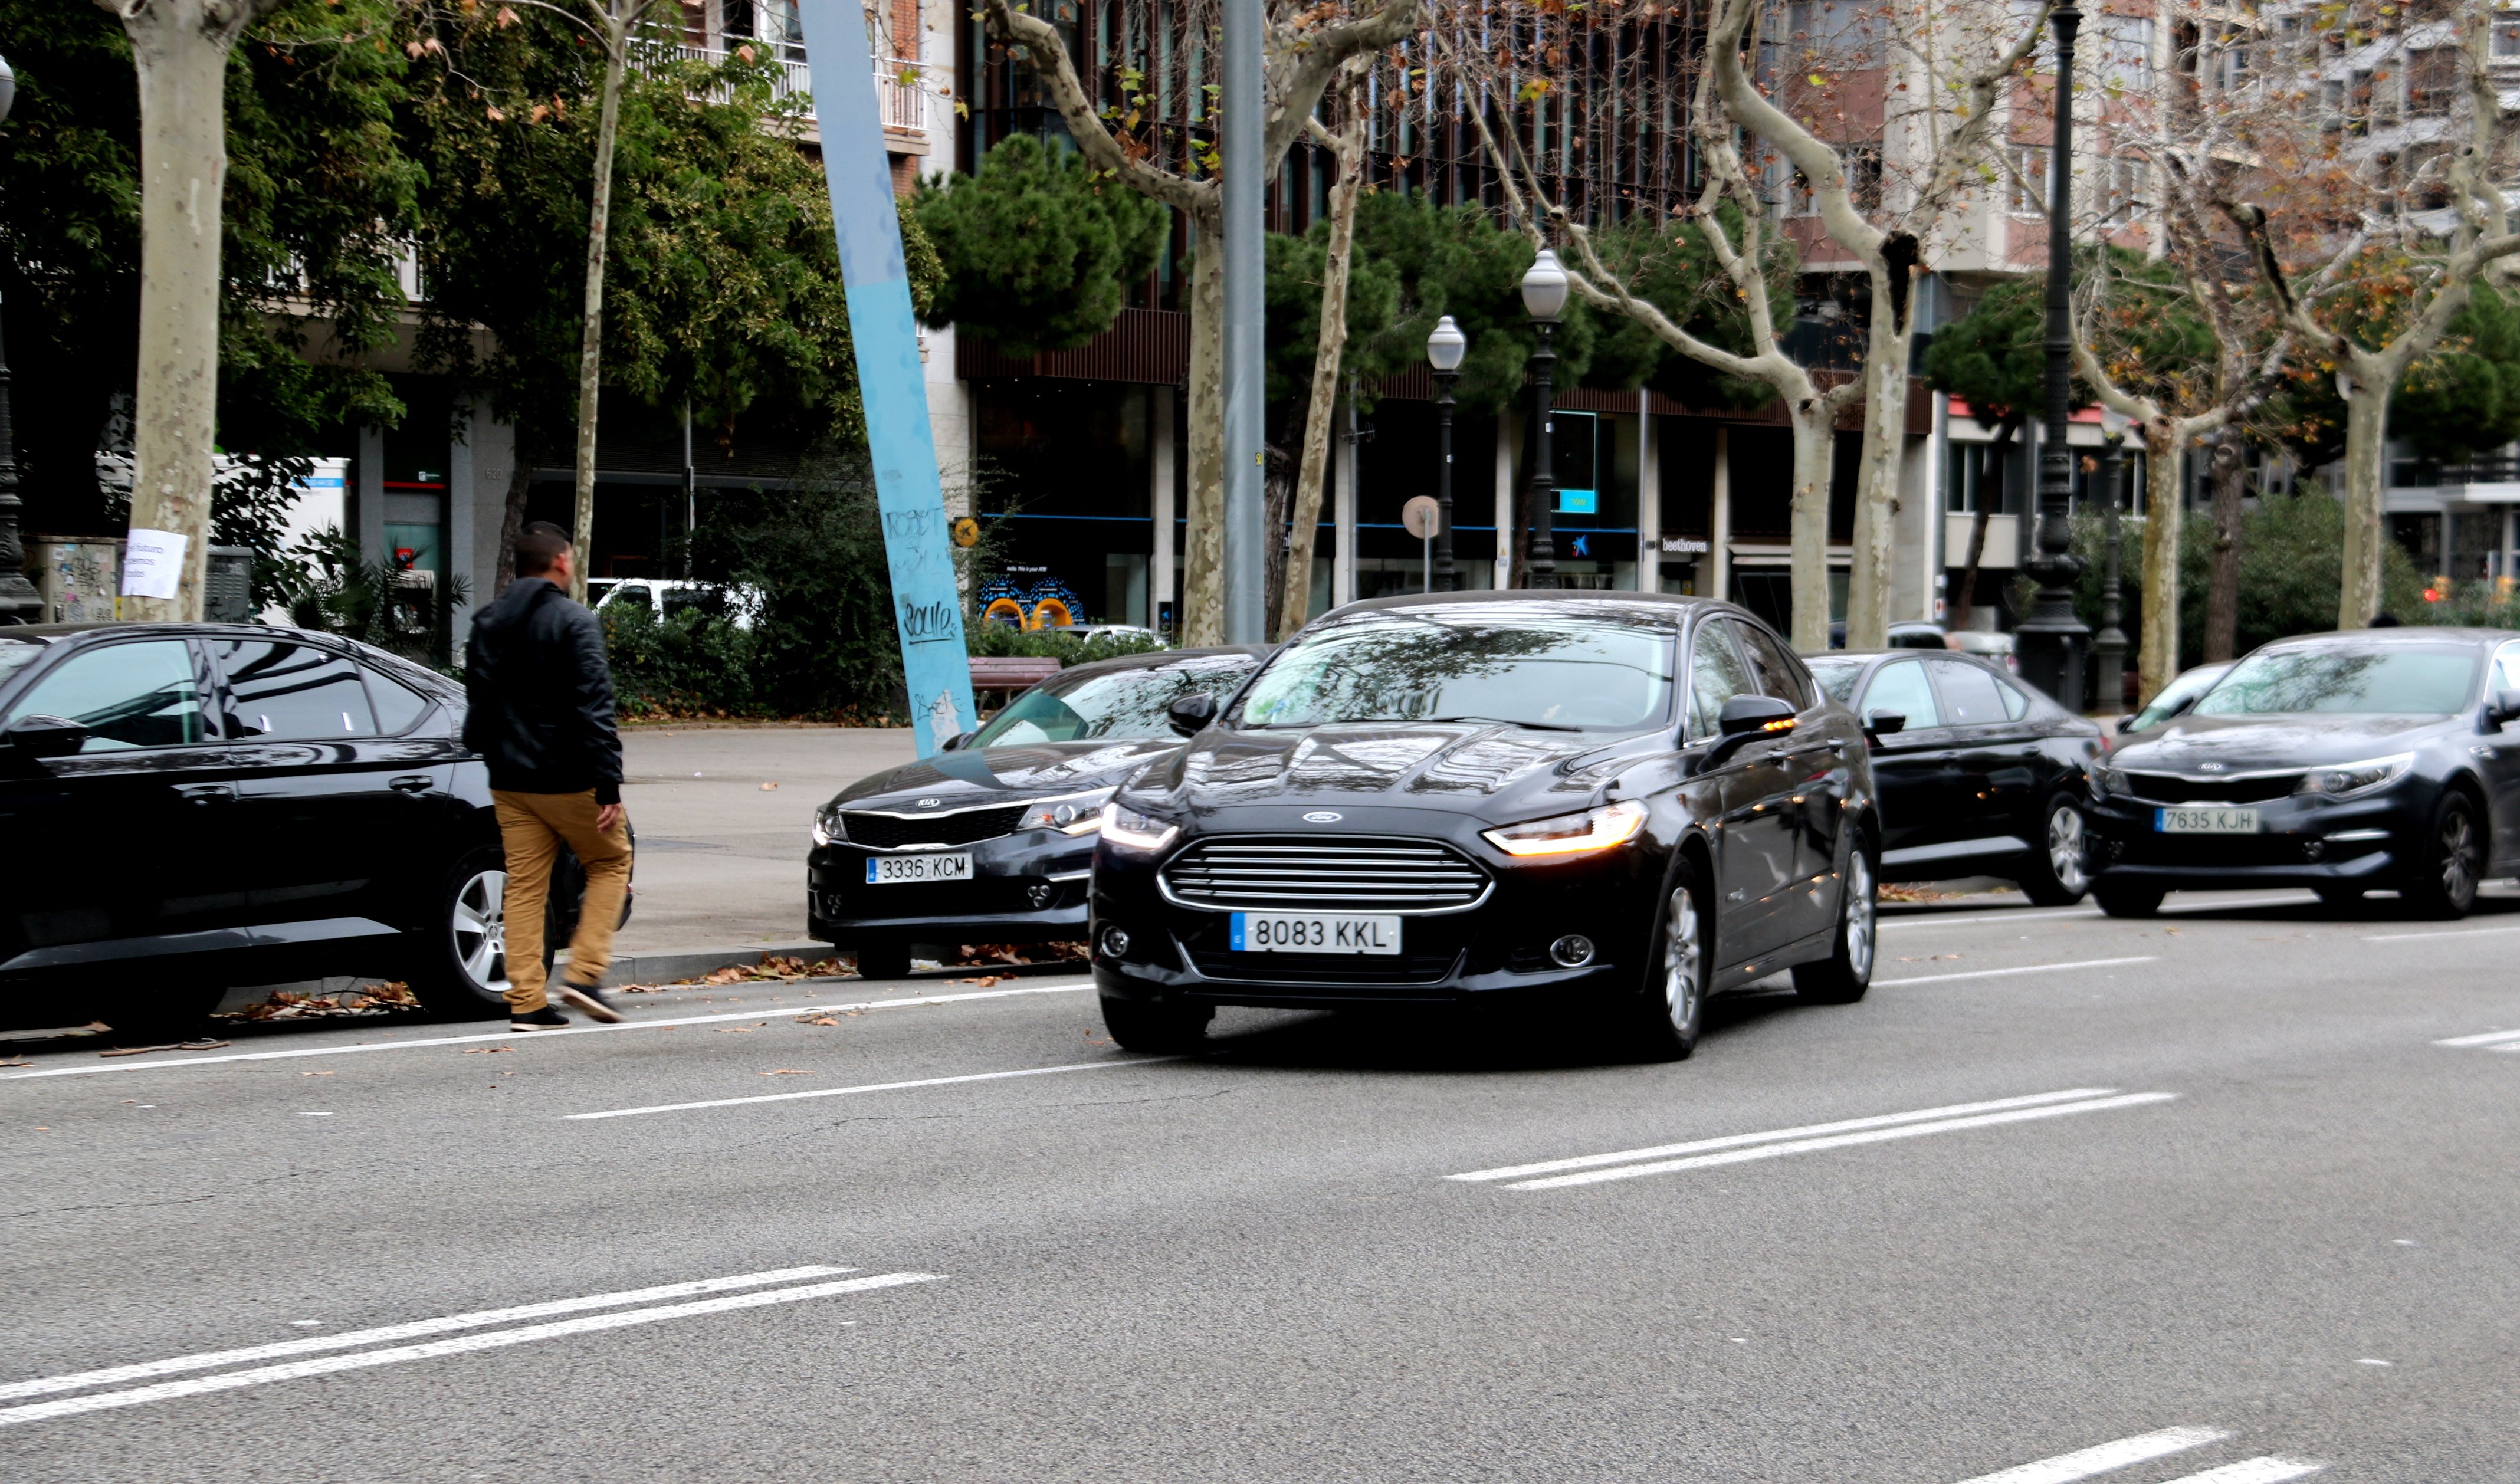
left=917, top=797, right=943, bottom=807
left=1302, top=810, right=1343, bottom=823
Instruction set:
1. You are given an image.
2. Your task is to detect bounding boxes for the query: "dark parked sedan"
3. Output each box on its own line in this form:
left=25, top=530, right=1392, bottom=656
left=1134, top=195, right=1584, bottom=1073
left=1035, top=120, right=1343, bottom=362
left=0, top=622, right=596, bottom=1029
left=1088, top=593, right=1881, bottom=1059
left=808, top=646, right=1265, bottom=977
left=2086, top=627, right=2520, bottom=918
left=1804, top=649, right=2104, bottom=904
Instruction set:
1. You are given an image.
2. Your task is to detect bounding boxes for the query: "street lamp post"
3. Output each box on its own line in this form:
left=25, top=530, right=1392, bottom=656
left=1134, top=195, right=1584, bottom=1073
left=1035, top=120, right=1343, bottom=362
left=2092, top=405, right=2130, bottom=717
left=1520, top=250, right=1569, bottom=589
left=0, top=55, right=38, bottom=628
left=2014, top=4, right=2090, bottom=707
left=1425, top=316, right=1466, bottom=592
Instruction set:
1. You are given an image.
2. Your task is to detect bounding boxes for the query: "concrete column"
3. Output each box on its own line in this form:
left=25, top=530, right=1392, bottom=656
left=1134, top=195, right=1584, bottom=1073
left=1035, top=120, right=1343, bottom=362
left=1635, top=392, right=1659, bottom=592
left=1494, top=418, right=1514, bottom=589
left=356, top=425, right=386, bottom=563
left=446, top=403, right=476, bottom=642
left=467, top=411, right=516, bottom=626
left=1151, top=387, right=1176, bottom=630
left=1333, top=391, right=1357, bottom=608
left=2442, top=508, right=2456, bottom=584
left=1922, top=393, right=1950, bottom=622
left=1709, top=426, right=1732, bottom=601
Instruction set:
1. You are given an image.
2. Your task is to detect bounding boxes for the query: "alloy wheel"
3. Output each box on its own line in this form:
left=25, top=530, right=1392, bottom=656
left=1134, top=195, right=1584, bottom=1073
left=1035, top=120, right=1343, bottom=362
left=1843, top=850, right=1876, bottom=981
left=1662, top=885, right=1702, bottom=1030
left=452, top=868, right=510, bottom=991
left=2439, top=808, right=2479, bottom=904
left=2048, top=804, right=2089, bottom=895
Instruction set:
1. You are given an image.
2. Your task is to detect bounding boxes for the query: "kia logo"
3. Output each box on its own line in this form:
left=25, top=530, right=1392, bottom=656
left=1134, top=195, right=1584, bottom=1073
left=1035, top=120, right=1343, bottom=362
left=2196, top=763, right=2225, bottom=774
left=1302, top=810, right=1343, bottom=823
left=917, top=797, right=943, bottom=807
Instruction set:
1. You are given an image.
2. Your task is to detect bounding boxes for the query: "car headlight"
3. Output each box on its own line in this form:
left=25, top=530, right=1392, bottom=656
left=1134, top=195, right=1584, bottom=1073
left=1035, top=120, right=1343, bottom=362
left=1481, top=799, right=1648, bottom=858
left=1098, top=801, right=1180, bottom=853
left=1019, top=787, right=1117, bottom=836
left=2089, top=764, right=2121, bottom=799
left=811, top=807, right=844, bottom=846
left=2296, top=753, right=2415, bottom=798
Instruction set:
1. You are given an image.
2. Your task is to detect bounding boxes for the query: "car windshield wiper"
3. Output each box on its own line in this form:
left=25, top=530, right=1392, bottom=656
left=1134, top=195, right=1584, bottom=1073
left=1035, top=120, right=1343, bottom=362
left=1419, top=715, right=1584, bottom=732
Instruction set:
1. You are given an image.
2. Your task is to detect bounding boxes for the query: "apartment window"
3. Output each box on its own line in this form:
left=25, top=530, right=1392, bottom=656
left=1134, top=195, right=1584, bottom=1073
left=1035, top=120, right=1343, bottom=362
left=1846, top=144, right=1882, bottom=212
left=2407, top=48, right=2457, bottom=117
left=2103, top=156, right=2148, bottom=225
left=2098, top=15, right=2151, bottom=94
left=2009, top=145, right=2050, bottom=218
left=2498, top=15, right=2520, bottom=59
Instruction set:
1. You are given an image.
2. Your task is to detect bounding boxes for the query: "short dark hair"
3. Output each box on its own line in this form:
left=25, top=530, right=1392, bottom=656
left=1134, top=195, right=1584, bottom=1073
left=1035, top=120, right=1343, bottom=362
left=515, top=526, right=572, bottom=577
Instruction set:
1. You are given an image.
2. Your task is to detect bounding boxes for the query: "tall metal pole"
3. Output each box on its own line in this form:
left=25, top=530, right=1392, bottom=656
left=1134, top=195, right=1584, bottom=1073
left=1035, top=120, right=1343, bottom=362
left=1433, top=368, right=1458, bottom=590
left=1527, top=323, right=1557, bottom=587
left=2093, top=426, right=2127, bottom=714
left=0, top=301, right=40, bottom=625
left=2015, top=2, right=2089, bottom=706
left=1218, top=0, right=1266, bottom=643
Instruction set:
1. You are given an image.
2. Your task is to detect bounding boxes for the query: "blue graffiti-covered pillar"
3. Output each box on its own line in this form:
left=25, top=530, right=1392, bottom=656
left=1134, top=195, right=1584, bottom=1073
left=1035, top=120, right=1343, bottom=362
left=785, top=5, right=976, bottom=754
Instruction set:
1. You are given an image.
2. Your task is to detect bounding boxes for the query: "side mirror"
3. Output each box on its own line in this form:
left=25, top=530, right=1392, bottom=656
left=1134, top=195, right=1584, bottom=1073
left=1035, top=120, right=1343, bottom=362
left=937, top=731, right=976, bottom=753
left=1863, top=708, right=1906, bottom=737
left=1, top=714, right=90, bottom=761
left=1718, top=694, right=1796, bottom=737
left=1167, top=692, right=1218, bottom=737
left=2488, top=688, right=2520, bottom=728
left=2115, top=714, right=2138, bottom=734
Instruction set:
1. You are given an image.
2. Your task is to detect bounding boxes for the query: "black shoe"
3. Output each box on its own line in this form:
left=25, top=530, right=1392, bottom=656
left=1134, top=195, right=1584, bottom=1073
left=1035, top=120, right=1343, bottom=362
left=510, top=1006, right=570, bottom=1032
left=557, top=982, right=624, bottom=1024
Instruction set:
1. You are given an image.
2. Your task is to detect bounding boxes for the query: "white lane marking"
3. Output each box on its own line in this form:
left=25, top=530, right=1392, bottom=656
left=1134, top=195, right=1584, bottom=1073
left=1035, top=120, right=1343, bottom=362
left=2434, top=1027, right=2520, bottom=1048
left=1449, top=1089, right=2123, bottom=1184
left=2155, top=1460, right=2321, bottom=1484
left=1505, top=1093, right=2178, bottom=1190
left=0, top=1265, right=850, bottom=1403
left=1875, top=956, right=2156, bottom=987
left=0, top=1272, right=941, bottom=1429
left=1954, top=1425, right=2230, bottom=1484
left=0, top=981, right=1095, bottom=1082
left=1881, top=908, right=2105, bottom=930
left=565, top=1057, right=1179, bottom=1120
left=2362, top=922, right=2520, bottom=943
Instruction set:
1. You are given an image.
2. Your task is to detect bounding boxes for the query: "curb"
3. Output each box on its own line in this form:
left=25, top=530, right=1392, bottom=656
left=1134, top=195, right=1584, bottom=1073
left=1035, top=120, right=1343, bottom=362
left=556, top=941, right=832, bottom=989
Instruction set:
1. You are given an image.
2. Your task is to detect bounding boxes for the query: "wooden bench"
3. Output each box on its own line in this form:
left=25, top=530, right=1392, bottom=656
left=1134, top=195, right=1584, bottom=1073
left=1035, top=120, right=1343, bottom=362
left=967, top=655, right=1062, bottom=707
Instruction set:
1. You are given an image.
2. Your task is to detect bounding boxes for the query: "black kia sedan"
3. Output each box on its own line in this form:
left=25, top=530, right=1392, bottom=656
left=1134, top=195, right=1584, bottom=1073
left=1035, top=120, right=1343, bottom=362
left=1088, top=593, right=1881, bottom=1059
left=808, top=646, right=1266, bottom=977
left=0, top=621, right=583, bottom=1029
left=2086, top=627, right=2520, bottom=918
left=1804, top=649, right=2104, bottom=904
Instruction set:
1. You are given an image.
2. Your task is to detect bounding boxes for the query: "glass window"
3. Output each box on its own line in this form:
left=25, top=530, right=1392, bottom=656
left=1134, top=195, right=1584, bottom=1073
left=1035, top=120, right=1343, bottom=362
left=0, top=639, right=44, bottom=684
left=2489, top=642, right=2520, bottom=697
left=1862, top=659, right=1941, bottom=728
left=365, top=667, right=432, bottom=733
left=1235, top=602, right=1678, bottom=733
left=1685, top=620, right=1759, bottom=743
left=1930, top=658, right=2010, bottom=727
left=1998, top=678, right=2032, bottom=720
left=972, top=656, right=1260, bottom=747
left=5, top=640, right=204, bottom=751
left=1806, top=658, right=1862, bottom=704
left=2195, top=645, right=2480, bottom=717
left=214, top=641, right=378, bottom=740
left=1728, top=619, right=1808, bottom=708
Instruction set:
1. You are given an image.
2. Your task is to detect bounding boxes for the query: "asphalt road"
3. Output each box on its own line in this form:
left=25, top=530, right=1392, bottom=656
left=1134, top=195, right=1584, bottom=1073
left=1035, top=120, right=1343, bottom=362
left=5, top=887, right=2518, bottom=1482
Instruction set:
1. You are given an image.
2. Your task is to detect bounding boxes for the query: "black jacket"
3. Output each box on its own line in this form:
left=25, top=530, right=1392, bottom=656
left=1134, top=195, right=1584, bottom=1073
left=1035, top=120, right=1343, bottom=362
left=462, top=578, right=624, bottom=804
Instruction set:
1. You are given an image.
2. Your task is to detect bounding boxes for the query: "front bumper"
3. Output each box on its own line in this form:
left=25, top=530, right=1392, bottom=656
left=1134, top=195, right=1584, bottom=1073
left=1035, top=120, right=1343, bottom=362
left=2086, top=784, right=2419, bottom=891
left=807, top=831, right=1094, bottom=948
left=1089, top=815, right=1663, bottom=1010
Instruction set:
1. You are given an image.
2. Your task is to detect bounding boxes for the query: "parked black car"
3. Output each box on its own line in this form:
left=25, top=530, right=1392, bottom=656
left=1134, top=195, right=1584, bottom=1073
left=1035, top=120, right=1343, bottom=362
left=1088, top=593, right=1881, bottom=1059
left=2087, top=627, right=2520, bottom=918
left=1804, top=649, right=2104, bottom=905
left=0, top=622, right=605, bottom=1029
left=808, top=646, right=1266, bottom=977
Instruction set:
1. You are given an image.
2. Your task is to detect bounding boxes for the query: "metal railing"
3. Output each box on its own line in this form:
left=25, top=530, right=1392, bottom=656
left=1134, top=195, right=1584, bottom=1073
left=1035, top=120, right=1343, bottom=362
left=646, top=44, right=930, bottom=132
left=2394, top=456, right=2520, bottom=490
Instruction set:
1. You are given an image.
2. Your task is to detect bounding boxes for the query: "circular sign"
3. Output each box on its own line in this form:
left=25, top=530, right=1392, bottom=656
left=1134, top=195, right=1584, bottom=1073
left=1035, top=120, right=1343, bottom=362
left=951, top=517, right=982, bottom=548
left=1402, top=495, right=1442, bottom=540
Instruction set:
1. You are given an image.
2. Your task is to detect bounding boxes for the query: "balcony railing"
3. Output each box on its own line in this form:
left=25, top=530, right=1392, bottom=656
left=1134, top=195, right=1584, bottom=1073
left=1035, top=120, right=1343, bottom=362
left=652, top=45, right=929, bottom=132
left=2395, top=457, right=2520, bottom=489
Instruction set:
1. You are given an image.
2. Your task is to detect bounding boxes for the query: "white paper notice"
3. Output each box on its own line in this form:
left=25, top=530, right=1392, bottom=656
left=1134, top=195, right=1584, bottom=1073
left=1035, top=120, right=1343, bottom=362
left=120, top=528, right=188, bottom=600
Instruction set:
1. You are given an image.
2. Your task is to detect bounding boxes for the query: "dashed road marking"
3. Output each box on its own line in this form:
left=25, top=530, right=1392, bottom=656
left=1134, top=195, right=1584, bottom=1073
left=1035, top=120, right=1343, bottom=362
left=565, top=1056, right=1178, bottom=1120
left=1953, top=1425, right=2229, bottom=1483
left=1875, top=956, right=2156, bottom=987
left=2434, top=1027, right=2520, bottom=1050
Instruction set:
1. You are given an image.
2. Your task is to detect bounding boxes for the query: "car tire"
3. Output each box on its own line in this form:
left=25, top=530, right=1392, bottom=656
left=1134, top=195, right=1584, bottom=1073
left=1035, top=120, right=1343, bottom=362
left=1099, top=995, right=1212, bottom=1053
left=406, top=847, right=519, bottom=1019
left=2401, top=793, right=2482, bottom=920
left=1626, top=858, right=1712, bottom=1061
left=104, top=983, right=227, bottom=1042
left=2017, top=794, right=2092, bottom=907
left=2093, top=881, right=2165, bottom=918
left=852, top=943, right=914, bottom=981
left=1793, top=833, right=1876, bottom=1006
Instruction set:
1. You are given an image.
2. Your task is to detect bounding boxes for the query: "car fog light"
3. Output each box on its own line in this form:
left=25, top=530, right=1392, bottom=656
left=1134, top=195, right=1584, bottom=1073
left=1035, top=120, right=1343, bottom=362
left=1026, top=882, right=1055, bottom=908
left=1548, top=934, right=1596, bottom=968
left=2302, top=840, right=2326, bottom=862
left=1098, top=926, right=1131, bottom=958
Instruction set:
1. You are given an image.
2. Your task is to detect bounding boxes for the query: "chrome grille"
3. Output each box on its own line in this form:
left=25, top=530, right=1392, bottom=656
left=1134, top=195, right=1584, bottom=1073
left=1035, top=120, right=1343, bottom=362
left=843, top=805, right=1026, bottom=849
left=2122, top=772, right=2301, bottom=805
left=1160, top=836, right=1490, bottom=913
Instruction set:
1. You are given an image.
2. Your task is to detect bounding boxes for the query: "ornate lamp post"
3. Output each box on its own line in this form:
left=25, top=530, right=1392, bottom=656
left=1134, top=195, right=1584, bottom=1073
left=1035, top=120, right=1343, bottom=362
left=1520, top=249, right=1569, bottom=589
left=2015, top=4, right=2090, bottom=706
left=2092, top=403, right=2130, bottom=715
left=0, top=54, right=39, bottom=627
left=1425, top=316, right=1466, bottom=592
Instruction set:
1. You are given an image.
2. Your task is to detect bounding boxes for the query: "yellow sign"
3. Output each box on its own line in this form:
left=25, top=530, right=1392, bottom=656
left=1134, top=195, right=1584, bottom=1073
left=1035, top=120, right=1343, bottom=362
left=951, top=517, right=982, bottom=549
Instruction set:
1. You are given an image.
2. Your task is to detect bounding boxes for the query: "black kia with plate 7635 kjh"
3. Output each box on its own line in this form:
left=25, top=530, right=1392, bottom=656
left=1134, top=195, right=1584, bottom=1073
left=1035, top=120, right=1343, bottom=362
left=2086, top=626, right=2520, bottom=919
left=1087, top=592, right=1883, bottom=1058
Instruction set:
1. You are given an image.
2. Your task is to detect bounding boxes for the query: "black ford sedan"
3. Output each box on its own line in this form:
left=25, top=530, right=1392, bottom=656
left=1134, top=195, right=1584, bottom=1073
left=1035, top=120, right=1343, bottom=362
left=808, top=646, right=1265, bottom=977
left=1804, top=649, right=2103, bottom=904
left=2087, top=627, right=2520, bottom=918
left=1088, top=593, right=1881, bottom=1058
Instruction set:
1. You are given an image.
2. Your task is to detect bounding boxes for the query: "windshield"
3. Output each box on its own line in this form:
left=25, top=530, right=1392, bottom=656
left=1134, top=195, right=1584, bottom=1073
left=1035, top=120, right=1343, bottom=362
left=1806, top=659, right=1863, bottom=704
left=0, top=640, right=42, bottom=685
left=2193, top=646, right=2479, bottom=717
left=2128, top=664, right=2227, bottom=730
left=1235, top=606, right=1676, bottom=731
left=969, top=657, right=1255, bottom=747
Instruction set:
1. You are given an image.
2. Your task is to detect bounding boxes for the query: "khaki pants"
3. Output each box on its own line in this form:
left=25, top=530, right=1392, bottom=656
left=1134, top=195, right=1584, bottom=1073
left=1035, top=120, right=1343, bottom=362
left=494, top=790, right=632, bottom=1013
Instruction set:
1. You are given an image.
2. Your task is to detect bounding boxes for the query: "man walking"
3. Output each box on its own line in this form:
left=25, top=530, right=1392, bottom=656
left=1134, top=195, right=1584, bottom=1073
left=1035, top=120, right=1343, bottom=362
left=464, top=523, right=633, bottom=1030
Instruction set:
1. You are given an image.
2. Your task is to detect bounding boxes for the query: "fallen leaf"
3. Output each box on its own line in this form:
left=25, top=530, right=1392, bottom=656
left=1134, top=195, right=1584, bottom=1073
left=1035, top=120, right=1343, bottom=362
left=798, top=1014, right=841, bottom=1026
left=301, top=1071, right=336, bottom=1077
left=99, top=1045, right=175, bottom=1058
left=760, top=1068, right=813, bottom=1076
left=462, top=1046, right=513, bottom=1055
left=759, top=781, right=779, bottom=790
left=1, top=1061, right=31, bottom=1069
left=714, top=1026, right=760, bottom=1034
